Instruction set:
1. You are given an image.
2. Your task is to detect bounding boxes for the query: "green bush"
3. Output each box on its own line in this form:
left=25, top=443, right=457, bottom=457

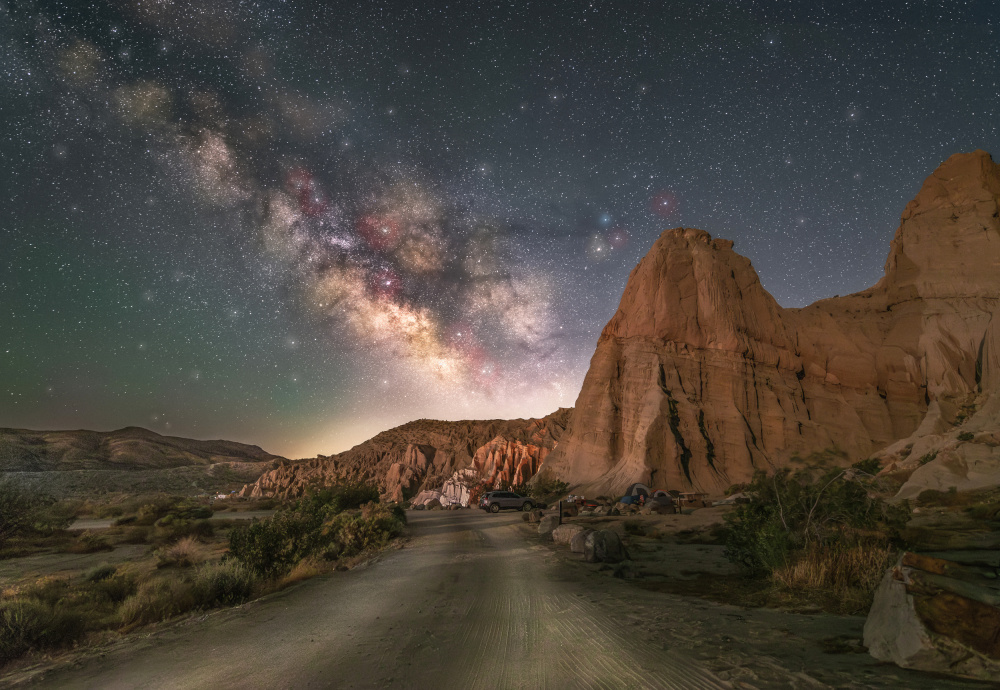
left=851, top=457, right=882, bottom=475
left=119, top=578, right=198, bottom=627
left=958, top=431, right=975, bottom=442
left=82, top=563, right=118, bottom=583
left=0, top=478, right=67, bottom=548
left=192, top=561, right=257, bottom=607
left=149, top=518, right=214, bottom=545
left=0, top=599, right=86, bottom=665
left=227, top=482, right=397, bottom=576
left=326, top=503, right=405, bottom=557
left=66, top=530, right=114, bottom=554
left=528, top=477, right=569, bottom=499
left=723, top=468, right=909, bottom=577
left=918, top=451, right=938, bottom=466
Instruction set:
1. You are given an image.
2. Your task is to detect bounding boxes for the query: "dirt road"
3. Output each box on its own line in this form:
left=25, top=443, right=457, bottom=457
left=34, top=511, right=724, bottom=689
left=29, top=511, right=987, bottom=689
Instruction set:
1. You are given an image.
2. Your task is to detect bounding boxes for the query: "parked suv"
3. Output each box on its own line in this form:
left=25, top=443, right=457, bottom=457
left=479, top=491, right=534, bottom=513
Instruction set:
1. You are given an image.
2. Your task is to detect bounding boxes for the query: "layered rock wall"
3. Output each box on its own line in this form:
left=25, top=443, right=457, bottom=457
left=543, top=150, right=1000, bottom=497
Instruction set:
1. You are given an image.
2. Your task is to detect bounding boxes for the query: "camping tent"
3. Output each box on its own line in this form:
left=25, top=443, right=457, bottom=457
left=623, top=483, right=651, bottom=497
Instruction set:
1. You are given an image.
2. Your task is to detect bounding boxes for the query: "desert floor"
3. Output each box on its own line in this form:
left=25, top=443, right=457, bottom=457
left=14, top=510, right=991, bottom=689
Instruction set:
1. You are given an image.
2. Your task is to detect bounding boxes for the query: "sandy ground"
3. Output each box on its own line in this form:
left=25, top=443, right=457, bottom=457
left=9, top=510, right=991, bottom=689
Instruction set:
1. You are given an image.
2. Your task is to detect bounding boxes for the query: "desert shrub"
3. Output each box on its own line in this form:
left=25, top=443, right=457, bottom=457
left=128, top=497, right=212, bottom=527
left=228, top=483, right=384, bottom=577
left=528, top=477, right=569, bottom=500
left=724, top=468, right=908, bottom=578
left=958, top=431, right=976, bottom=442
left=88, top=570, right=138, bottom=605
left=0, top=599, right=86, bottom=664
left=851, top=457, right=882, bottom=475
left=119, top=577, right=198, bottom=627
left=227, top=510, right=321, bottom=577
left=326, top=503, right=405, bottom=557
left=67, top=530, right=114, bottom=554
left=83, top=563, right=118, bottom=583
left=111, top=525, right=151, bottom=544
left=150, top=517, right=214, bottom=545
left=192, top=561, right=257, bottom=607
left=0, top=478, right=68, bottom=548
left=918, top=451, right=938, bottom=466
left=156, top=536, right=207, bottom=568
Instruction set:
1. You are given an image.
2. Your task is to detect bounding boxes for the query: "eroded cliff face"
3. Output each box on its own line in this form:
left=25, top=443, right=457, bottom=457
left=241, top=408, right=571, bottom=501
left=543, top=150, right=1000, bottom=497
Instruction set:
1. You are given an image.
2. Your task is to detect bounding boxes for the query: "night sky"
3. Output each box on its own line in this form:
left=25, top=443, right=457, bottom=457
left=2, top=1, right=998, bottom=459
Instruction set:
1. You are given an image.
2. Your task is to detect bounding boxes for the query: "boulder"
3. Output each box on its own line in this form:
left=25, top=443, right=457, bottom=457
left=538, top=515, right=560, bottom=540
left=570, top=529, right=594, bottom=554
left=584, top=530, right=628, bottom=563
left=527, top=509, right=544, bottom=524
left=640, top=502, right=675, bottom=515
left=552, top=524, right=587, bottom=545
left=424, top=498, right=441, bottom=510
left=864, top=552, right=1000, bottom=680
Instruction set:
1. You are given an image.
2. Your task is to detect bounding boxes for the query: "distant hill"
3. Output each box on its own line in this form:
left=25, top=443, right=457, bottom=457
left=0, top=426, right=286, bottom=497
left=0, top=426, right=283, bottom=472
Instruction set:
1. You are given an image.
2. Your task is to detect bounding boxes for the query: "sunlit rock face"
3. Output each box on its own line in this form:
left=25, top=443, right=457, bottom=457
left=241, top=409, right=571, bottom=501
left=543, top=150, right=1000, bottom=497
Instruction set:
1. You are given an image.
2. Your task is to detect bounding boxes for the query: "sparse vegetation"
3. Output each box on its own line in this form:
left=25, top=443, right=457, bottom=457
left=958, top=431, right=975, bottom=442
left=227, top=482, right=402, bottom=577
left=723, top=466, right=909, bottom=613
left=156, top=536, right=207, bottom=568
left=527, top=476, right=569, bottom=501
left=0, top=478, right=72, bottom=552
left=0, top=481, right=405, bottom=669
left=918, top=451, right=938, bottom=466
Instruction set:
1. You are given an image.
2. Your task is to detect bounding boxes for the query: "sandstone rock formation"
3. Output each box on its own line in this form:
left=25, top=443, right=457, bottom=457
left=864, top=552, right=1000, bottom=679
left=542, top=150, right=1000, bottom=498
left=241, top=409, right=571, bottom=502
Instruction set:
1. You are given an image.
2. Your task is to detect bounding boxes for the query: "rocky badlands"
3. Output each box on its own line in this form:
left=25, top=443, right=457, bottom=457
left=247, top=150, right=1000, bottom=508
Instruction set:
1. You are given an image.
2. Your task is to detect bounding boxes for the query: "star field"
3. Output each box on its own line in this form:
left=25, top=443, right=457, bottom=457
left=2, top=1, right=998, bottom=457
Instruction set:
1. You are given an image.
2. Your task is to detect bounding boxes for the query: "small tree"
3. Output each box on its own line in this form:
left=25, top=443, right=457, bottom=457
left=723, top=466, right=908, bottom=577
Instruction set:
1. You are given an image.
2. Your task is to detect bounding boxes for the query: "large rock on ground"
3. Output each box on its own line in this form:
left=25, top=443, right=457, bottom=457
left=552, top=524, right=587, bottom=545
left=570, top=529, right=594, bottom=554
left=864, top=552, right=1000, bottom=680
left=584, top=530, right=628, bottom=563
left=542, top=150, right=1000, bottom=498
left=538, top=515, right=560, bottom=540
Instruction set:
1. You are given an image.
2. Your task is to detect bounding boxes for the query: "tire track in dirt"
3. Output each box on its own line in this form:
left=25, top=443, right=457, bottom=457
left=29, top=511, right=727, bottom=689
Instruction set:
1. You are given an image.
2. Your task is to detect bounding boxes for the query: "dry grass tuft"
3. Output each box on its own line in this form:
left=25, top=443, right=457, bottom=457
left=155, top=536, right=206, bottom=568
left=278, top=558, right=324, bottom=588
left=119, top=577, right=197, bottom=627
left=772, top=542, right=895, bottom=612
